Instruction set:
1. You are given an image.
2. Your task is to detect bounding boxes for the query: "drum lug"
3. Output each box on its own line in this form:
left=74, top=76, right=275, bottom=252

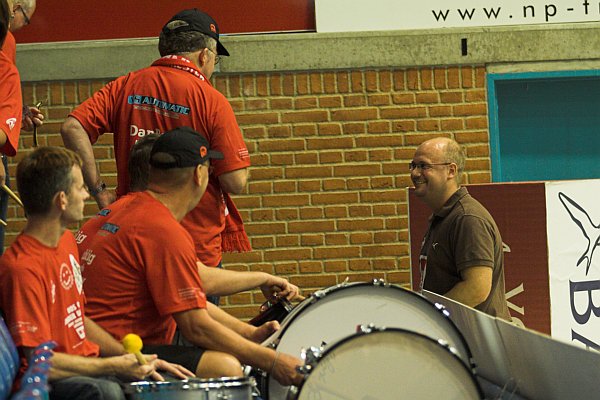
left=372, top=278, right=387, bottom=286
left=298, top=346, right=322, bottom=375
left=357, top=323, right=384, bottom=334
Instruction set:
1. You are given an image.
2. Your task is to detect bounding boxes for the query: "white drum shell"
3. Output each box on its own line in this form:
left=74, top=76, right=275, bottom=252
left=265, top=282, right=471, bottom=400
left=297, top=329, right=481, bottom=400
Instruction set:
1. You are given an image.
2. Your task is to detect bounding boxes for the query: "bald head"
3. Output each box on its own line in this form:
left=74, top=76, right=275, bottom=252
left=417, top=137, right=465, bottom=183
left=10, top=0, right=35, bottom=32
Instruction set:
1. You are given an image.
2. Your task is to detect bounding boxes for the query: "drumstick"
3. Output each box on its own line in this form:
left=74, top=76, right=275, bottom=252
left=2, top=185, right=24, bottom=208
left=122, top=333, right=147, bottom=365
left=0, top=218, right=6, bottom=226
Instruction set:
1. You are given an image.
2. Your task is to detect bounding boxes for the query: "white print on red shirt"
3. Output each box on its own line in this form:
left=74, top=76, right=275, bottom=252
left=238, top=148, right=249, bottom=159
left=5, top=117, right=16, bottom=130
left=60, top=263, right=74, bottom=290
left=64, top=301, right=86, bottom=340
left=70, top=254, right=83, bottom=295
left=178, top=287, right=203, bottom=301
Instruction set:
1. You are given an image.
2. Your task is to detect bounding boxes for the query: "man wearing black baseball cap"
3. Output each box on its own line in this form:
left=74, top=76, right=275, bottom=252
left=78, top=127, right=303, bottom=385
left=62, top=8, right=253, bottom=305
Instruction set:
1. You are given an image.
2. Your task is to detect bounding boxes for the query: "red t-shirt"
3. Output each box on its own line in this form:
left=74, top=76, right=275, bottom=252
left=69, top=55, right=250, bottom=267
left=0, top=231, right=100, bottom=378
left=79, top=191, right=207, bottom=345
left=1, top=31, right=16, bottom=64
left=0, top=50, right=22, bottom=156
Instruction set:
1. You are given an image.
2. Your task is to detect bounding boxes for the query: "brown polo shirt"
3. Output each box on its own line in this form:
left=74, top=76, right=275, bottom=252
left=420, top=187, right=511, bottom=319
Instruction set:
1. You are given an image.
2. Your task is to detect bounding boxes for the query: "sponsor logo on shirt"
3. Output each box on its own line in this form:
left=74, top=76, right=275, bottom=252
left=127, top=95, right=190, bottom=115
left=238, top=148, right=249, bottom=159
left=98, top=209, right=111, bottom=217
left=64, top=301, right=86, bottom=340
left=11, top=321, right=38, bottom=335
left=74, top=230, right=87, bottom=245
left=51, top=280, right=56, bottom=304
left=100, top=222, right=120, bottom=234
left=70, top=254, right=83, bottom=295
left=130, top=124, right=162, bottom=138
left=81, top=249, right=96, bottom=268
left=60, top=263, right=74, bottom=290
left=178, top=287, right=203, bottom=301
left=5, top=117, right=16, bottom=130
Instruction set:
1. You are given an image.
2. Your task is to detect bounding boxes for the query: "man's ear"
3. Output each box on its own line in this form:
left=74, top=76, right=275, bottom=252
left=54, top=191, right=67, bottom=211
left=194, top=165, right=204, bottom=187
left=447, top=163, right=458, bottom=180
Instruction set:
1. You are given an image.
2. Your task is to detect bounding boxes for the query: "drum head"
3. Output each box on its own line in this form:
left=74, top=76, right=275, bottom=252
left=268, top=282, right=471, bottom=399
left=298, top=329, right=482, bottom=400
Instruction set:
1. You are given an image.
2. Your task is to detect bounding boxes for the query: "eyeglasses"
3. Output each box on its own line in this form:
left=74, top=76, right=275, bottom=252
left=409, top=161, right=452, bottom=171
left=17, top=5, right=30, bottom=25
left=206, top=48, right=221, bottom=65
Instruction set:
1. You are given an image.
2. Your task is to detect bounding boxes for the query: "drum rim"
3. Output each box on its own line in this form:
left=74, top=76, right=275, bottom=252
left=126, top=376, right=255, bottom=393
left=297, top=327, right=483, bottom=399
left=276, top=281, right=473, bottom=362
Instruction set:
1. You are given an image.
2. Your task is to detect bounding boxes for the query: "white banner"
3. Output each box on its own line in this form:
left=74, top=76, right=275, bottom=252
left=316, top=0, right=600, bottom=32
left=546, top=180, right=600, bottom=350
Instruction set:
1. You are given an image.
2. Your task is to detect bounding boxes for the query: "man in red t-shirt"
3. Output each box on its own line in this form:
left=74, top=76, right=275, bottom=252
left=61, top=9, right=250, bottom=299
left=0, top=147, right=192, bottom=399
left=0, top=0, right=43, bottom=254
left=80, top=127, right=303, bottom=386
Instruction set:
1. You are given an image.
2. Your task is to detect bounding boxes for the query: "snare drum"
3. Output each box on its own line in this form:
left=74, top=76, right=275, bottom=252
left=263, top=280, right=472, bottom=400
left=292, top=327, right=482, bottom=400
left=126, top=377, right=255, bottom=400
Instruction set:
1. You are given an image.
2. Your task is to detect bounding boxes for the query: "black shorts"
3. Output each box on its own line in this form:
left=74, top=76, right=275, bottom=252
left=143, top=344, right=205, bottom=374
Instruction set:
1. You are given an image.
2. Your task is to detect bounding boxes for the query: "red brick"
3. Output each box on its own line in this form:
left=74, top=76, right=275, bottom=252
left=455, top=131, right=489, bottom=143
left=282, top=74, right=295, bottom=96
left=265, top=248, right=312, bottom=261
left=299, top=261, right=324, bottom=274
left=319, top=96, right=342, bottom=108
left=263, top=194, right=310, bottom=207
left=295, top=97, right=318, bottom=109
left=338, top=219, right=384, bottom=231
left=298, top=180, right=321, bottom=191
left=275, top=263, right=298, bottom=275
left=252, top=236, right=275, bottom=248
left=282, top=110, right=328, bottom=123
left=349, top=259, right=372, bottom=271
left=380, top=107, right=426, bottom=119
left=325, top=233, right=349, bottom=245
left=250, top=167, right=284, bottom=180
left=270, top=154, right=294, bottom=165
left=365, top=70, right=378, bottom=92
left=368, top=94, right=391, bottom=106
left=245, top=222, right=286, bottom=235
left=273, top=181, right=296, bottom=193
left=314, top=246, right=360, bottom=259
left=331, top=108, right=377, bottom=121
left=237, top=112, right=279, bottom=125
left=300, top=207, right=324, bottom=219
left=295, top=152, right=319, bottom=164
left=347, top=178, right=369, bottom=190
left=323, top=72, right=336, bottom=94
left=270, top=98, right=293, bottom=109
left=351, top=71, right=364, bottom=92
left=441, top=119, right=464, bottom=130
left=286, top=166, right=333, bottom=178
left=349, top=205, right=372, bottom=217
left=276, top=209, right=299, bottom=220
left=310, top=73, right=323, bottom=94
left=420, top=68, right=433, bottom=90
left=453, top=104, right=487, bottom=116
left=415, top=92, right=439, bottom=104
left=440, top=92, right=463, bottom=103
left=312, top=192, right=359, bottom=204
left=337, top=71, right=350, bottom=93
left=324, top=261, right=347, bottom=272
left=461, top=66, right=473, bottom=88
left=290, top=275, right=337, bottom=289
left=297, top=73, right=309, bottom=95
left=466, top=117, right=488, bottom=129
left=350, top=233, right=373, bottom=244
left=393, top=120, right=416, bottom=133
left=307, top=137, right=354, bottom=150
left=393, top=70, right=406, bottom=90
left=288, top=220, right=335, bottom=233
left=301, top=234, right=324, bottom=246
left=406, top=69, right=419, bottom=90
left=318, top=124, right=342, bottom=137
left=368, top=121, right=390, bottom=134
left=466, top=89, right=486, bottom=102
left=433, top=68, right=447, bottom=89
left=323, top=179, right=346, bottom=191
left=324, top=206, right=348, bottom=218
left=344, top=95, right=367, bottom=107
left=276, top=235, right=300, bottom=247
left=293, top=124, right=317, bottom=137
left=259, top=139, right=305, bottom=152
left=270, top=75, right=283, bottom=96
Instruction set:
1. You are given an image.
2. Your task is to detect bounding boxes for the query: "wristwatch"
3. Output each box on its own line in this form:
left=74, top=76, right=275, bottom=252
left=89, top=181, right=107, bottom=196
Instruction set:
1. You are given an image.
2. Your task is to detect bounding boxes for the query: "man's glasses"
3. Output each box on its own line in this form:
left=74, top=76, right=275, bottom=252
left=18, top=5, right=30, bottom=25
left=206, top=48, right=221, bottom=65
left=408, top=161, right=452, bottom=171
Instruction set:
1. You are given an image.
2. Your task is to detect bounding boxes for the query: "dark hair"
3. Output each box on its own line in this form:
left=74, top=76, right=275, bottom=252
left=128, top=134, right=159, bottom=192
left=158, top=30, right=215, bottom=57
left=17, top=147, right=82, bottom=216
left=0, top=0, right=9, bottom=47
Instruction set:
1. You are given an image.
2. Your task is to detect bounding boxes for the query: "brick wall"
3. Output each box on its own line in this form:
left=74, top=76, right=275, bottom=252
left=10, top=65, right=490, bottom=319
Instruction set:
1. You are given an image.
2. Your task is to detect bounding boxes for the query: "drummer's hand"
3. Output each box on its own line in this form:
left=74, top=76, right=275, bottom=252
left=154, top=358, right=195, bottom=380
left=271, top=352, right=303, bottom=387
left=261, top=275, right=304, bottom=302
left=246, top=320, right=280, bottom=343
left=112, top=353, right=159, bottom=381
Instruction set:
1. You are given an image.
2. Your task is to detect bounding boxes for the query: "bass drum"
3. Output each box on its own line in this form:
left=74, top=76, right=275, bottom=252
left=263, top=281, right=472, bottom=400
left=293, top=327, right=482, bottom=400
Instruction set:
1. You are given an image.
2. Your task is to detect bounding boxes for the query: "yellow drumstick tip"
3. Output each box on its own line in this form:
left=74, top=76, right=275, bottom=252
left=122, top=333, right=146, bottom=365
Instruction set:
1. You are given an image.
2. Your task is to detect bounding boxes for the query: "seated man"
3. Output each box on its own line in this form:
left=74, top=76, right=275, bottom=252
left=79, top=127, right=303, bottom=386
left=0, top=146, right=192, bottom=400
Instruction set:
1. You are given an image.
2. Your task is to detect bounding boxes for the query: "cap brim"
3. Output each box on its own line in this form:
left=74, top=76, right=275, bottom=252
left=217, top=40, right=229, bottom=57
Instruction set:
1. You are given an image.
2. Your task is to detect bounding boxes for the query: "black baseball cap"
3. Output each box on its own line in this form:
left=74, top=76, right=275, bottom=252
left=150, top=127, right=224, bottom=169
left=162, top=8, right=230, bottom=56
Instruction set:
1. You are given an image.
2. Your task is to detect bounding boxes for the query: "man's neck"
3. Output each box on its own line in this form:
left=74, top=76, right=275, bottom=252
left=431, top=185, right=461, bottom=214
left=146, top=188, right=194, bottom=222
left=23, top=215, right=65, bottom=248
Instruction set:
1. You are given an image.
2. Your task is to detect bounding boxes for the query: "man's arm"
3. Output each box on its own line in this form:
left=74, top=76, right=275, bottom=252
left=61, top=117, right=115, bottom=208
left=22, top=347, right=158, bottom=382
left=83, top=317, right=124, bottom=357
left=443, top=266, right=492, bottom=307
left=218, top=168, right=248, bottom=194
left=173, top=308, right=302, bottom=386
left=197, top=262, right=301, bottom=301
